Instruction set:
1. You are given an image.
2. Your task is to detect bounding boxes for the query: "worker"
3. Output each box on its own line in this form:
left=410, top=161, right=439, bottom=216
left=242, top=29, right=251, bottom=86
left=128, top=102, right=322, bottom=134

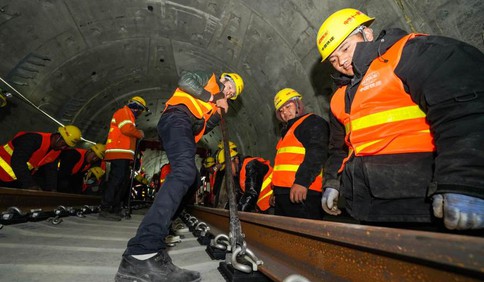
left=0, top=125, right=82, bottom=190
left=115, top=71, right=244, bottom=282
left=200, top=156, right=216, bottom=206
left=99, top=96, right=146, bottom=221
left=211, top=141, right=237, bottom=207
left=317, top=8, right=484, bottom=230
left=82, top=166, right=106, bottom=194
left=272, top=88, right=329, bottom=220
left=159, top=162, right=172, bottom=189
left=0, top=89, right=10, bottom=108
left=218, top=149, right=274, bottom=213
left=49, top=143, right=105, bottom=193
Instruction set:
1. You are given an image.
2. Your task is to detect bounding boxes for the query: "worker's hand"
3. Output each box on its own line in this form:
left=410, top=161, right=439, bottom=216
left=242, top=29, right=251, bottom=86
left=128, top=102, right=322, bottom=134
left=269, top=194, right=275, bottom=207
left=138, top=130, right=145, bottom=139
left=432, top=193, right=484, bottom=230
left=290, top=184, right=307, bottom=204
left=321, top=188, right=341, bottom=215
left=216, top=98, right=229, bottom=114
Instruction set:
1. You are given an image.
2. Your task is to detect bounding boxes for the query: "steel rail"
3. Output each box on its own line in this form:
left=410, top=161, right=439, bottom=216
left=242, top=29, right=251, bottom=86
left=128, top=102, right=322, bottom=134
left=188, top=205, right=484, bottom=282
left=0, top=187, right=100, bottom=211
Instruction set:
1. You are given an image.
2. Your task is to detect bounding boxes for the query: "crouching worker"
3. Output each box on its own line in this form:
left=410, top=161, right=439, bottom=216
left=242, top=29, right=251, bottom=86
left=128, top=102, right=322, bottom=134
left=0, top=125, right=81, bottom=190
left=82, top=166, right=105, bottom=194
left=217, top=149, right=274, bottom=213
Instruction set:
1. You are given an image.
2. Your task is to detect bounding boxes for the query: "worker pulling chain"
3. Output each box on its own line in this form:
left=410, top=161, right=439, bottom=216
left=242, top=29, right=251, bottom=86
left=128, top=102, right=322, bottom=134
left=219, top=111, right=263, bottom=273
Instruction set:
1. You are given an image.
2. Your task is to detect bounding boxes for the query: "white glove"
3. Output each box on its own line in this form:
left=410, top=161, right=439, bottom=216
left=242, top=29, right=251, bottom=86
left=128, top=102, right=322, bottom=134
left=321, top=188, right=341, bottom=216
left=432, top=193, right=484, bottom=230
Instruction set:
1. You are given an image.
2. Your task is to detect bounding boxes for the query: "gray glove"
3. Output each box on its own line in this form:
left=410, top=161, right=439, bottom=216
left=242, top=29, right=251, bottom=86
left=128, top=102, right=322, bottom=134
left=321, top=188, right=341, bottom=216
left=432, top=193, right=484, bottom=230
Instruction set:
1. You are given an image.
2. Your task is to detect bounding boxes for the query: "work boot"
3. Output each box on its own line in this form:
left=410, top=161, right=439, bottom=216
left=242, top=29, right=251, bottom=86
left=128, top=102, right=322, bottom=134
left=115, top=250, right=201, bottom=282
left=98, top=210, right=122, bottom=221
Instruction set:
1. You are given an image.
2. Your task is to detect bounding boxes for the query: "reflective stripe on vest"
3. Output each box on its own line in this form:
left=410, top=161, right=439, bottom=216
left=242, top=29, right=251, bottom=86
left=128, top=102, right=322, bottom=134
left=272, top=114, right=323, bottom=192
left=331, top=33, right=435, bottom=172
left=256, top=172, right=273, bottom=211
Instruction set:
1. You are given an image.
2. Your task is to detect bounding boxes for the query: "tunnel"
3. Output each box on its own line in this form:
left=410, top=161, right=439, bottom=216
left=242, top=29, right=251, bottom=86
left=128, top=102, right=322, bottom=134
left=1, top=0, right=483, bottom=174
left=1, top=1, right=484, bottom=281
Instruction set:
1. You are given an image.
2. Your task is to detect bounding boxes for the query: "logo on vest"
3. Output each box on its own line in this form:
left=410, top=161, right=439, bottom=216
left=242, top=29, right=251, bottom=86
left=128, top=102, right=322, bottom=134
left=359, top=71, right=382, bottom=92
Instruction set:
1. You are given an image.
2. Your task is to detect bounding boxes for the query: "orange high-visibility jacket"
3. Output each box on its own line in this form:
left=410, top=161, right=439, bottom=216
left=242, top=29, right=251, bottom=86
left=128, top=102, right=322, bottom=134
left=331, top=33, right=435, bottom=172
left=239, top=157, right=273, bottom=211
left=159, top=163, right=172, bottom=187
left=70, top=149, right=91, bottom=175
left=272, top=114, right=323, bottom=192
left=0, top=132, right=60, bottom=182
left=164, top=74, right=220, bottom=143
left=105, top=106, right=143, bottom=160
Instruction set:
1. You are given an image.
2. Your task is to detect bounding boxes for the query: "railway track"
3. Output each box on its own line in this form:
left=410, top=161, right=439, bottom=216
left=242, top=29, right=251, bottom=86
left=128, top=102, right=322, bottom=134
left=1, top=187, right=483, bottom=281
left=188, top=206, right=484, bottom=282
left=0, top=187, right=100, bottom=211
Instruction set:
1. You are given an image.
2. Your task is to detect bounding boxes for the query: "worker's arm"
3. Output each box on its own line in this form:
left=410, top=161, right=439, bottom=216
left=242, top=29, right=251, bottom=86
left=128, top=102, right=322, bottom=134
left=238, top=159, right=269, bottom=212
left=42, top=161, right=59, bottom=191
left=118, top=107, right=144, bottom=139
left=11, top=133, right=43, bottom=188
left=396, top=35, right=484, bottom=230
left=294, top=114, right=329, bottom=189
left=322, top=111, right=348, bottom=191
left=396, top=35, right=484, bottom=198
left=53, top=149, right=82, bottom=192
left=178, top=71, right=220, bottom=102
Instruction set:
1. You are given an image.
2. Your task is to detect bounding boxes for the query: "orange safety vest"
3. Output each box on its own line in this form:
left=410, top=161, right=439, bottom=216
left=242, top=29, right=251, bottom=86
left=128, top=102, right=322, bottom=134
left=331, top=33, right=435, bottom=172
left=105, top=106, right=139, bottom=160
left=0, top=132, right=61, bottom=182
left=164, top=74, right=220, bottom=143
left=159, top=163, right=172, bottom=187
left=69, top=149, right=91, bottom=175
left=239, top=157, right=273, bottom=211
left=272, top=114, right=323, bottom=192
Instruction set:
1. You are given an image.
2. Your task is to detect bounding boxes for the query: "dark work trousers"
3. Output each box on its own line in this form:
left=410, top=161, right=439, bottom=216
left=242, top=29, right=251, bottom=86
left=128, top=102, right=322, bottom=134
left=125, top=109, right=198, bottom=255
left=274, top=189, right=324, bottom=220
left=101, top=159, right=131, bottom=212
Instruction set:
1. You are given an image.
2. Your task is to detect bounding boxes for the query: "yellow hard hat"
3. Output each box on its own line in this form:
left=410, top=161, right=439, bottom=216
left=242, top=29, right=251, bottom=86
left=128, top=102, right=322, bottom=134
left=317, top=8, right=374, bottom=62
left=90, top=143, right=106, bottom=159
left=274, top=88, right=303, bottom=111
left=221, top=73, right=244, bottom=100
left=203, top=156, right=215, bottom=168
left=128, top=96, right=147, bottom=110
left=217, top=140, right=238, bottom=150
left=87, top=166, right=105, bottom=181
left=58, top=125, right=82, bottom=147
left=217, top=149, right=238, bottom=167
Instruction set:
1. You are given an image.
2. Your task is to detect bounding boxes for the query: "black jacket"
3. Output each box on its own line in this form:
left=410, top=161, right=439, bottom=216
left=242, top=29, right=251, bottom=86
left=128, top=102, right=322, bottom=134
left=237, top=156, right=270, bottom=212
left=11, top=133, right=58, bottom=189
left=324, top=28, right=484, bottom=198
left=274, top=113, right=329, bottom=195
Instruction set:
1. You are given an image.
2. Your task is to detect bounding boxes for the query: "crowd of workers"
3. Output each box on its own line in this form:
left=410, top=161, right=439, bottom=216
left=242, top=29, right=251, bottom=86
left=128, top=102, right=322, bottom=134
left=0, top=7, right=482, bottom=282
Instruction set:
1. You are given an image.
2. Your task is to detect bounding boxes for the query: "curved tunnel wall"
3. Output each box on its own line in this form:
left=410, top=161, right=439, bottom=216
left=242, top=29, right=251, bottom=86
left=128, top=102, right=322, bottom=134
left=1, top=0, right=483, bottom=162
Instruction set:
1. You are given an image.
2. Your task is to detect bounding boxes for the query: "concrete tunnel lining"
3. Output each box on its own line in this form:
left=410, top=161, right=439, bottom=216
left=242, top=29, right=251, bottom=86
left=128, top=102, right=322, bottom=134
left=1, top=0, right=483, bottom=176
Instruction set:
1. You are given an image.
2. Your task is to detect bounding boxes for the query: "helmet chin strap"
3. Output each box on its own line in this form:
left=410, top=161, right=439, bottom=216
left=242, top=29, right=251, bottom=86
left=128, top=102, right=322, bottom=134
left=293, top=99, right=300, bottom=116
left=53, top=134, right=63, bottom=149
